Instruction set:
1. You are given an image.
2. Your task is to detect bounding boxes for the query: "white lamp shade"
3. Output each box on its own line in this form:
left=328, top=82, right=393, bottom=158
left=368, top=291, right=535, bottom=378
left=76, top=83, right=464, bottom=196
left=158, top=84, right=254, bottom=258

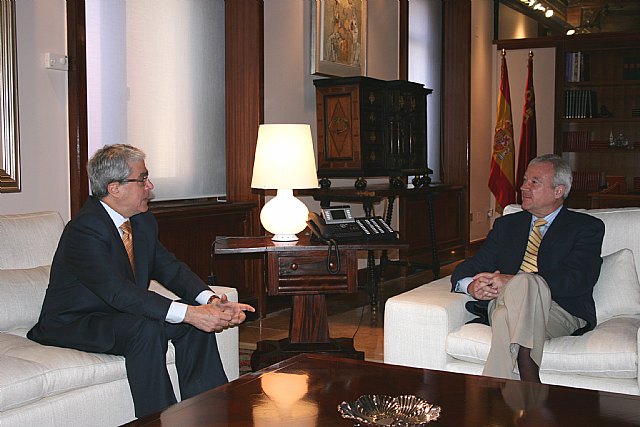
left=251, top=124, right=318, bottom=189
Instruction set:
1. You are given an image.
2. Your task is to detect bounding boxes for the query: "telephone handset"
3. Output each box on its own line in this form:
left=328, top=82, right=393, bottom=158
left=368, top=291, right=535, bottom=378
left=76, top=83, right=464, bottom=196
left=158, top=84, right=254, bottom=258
left=307, top=206, right=398, bottom=243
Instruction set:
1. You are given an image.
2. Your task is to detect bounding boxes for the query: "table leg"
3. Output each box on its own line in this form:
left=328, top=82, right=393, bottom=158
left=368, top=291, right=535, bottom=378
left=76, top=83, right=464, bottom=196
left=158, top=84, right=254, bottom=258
left=362, top=200, right=378, bottom=310
left=289, top=295, right=329, bottom=344
left=250, top=293, right=364, bottom=371
left=379, top=195, right=395, bottom=278
left=426, top=191, right=440, bottom=279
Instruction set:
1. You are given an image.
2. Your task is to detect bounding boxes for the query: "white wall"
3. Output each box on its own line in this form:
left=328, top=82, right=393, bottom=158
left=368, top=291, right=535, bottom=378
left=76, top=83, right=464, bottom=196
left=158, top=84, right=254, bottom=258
left=0, top=0, right=70, bottom=219
left=470, top=0, right=495, bottom=241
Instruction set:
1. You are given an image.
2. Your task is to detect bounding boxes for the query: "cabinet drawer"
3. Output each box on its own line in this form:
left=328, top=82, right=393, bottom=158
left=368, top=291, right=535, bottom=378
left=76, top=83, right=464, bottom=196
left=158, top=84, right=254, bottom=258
left=266, top=250, right=357, bottom=295
left=278, top=254, right=345, bottom=277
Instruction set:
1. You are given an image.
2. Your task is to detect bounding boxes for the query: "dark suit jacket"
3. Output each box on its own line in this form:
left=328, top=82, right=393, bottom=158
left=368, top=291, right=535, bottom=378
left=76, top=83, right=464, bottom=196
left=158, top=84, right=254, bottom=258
left=28, top=197, right=209, bottom=352
left=451, top=206, right=604, bottom=334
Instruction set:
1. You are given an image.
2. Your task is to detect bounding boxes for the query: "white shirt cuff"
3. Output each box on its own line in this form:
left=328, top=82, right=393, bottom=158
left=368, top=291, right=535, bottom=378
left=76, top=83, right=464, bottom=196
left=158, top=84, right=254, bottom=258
left=165, top=290, right=216, bottom=323
left=166, top=301, right=188, bottom=323
left=455, top=277, right=473, bottom=294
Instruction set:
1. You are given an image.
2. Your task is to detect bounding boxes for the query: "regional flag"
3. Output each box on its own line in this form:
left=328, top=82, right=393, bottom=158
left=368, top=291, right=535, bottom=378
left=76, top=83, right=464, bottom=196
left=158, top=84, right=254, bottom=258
left=516, top=51, right=537, bottom=203
left=489, top=50, right=516, bottom=214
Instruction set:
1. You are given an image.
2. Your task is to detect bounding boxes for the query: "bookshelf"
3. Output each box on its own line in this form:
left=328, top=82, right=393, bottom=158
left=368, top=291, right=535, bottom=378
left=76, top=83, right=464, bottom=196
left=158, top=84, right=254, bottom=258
left=555, top=33, right=640, bottom=208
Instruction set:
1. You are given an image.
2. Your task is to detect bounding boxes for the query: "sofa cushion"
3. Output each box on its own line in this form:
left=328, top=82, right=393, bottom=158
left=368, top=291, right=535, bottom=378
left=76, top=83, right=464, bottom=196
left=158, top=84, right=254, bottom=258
left=446, top=316, right=640, bottom=379
left=542, top=316, right=640, bottom=378
left=0, top=266, right=50, bottom=332
left=0, top=211, right=64, bottom=270
left=446, top=323, right=491, bottom=365
left=0, top=332, right=176, bottom=412
left=593, top=248, right=640, bottom=323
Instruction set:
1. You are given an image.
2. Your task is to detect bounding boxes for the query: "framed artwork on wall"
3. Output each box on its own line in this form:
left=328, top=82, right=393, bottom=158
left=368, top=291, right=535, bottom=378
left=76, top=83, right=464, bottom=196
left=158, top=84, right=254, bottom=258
left=0, top=0, right=21, bottom=193
left=311, top=0, right=367, bottom=77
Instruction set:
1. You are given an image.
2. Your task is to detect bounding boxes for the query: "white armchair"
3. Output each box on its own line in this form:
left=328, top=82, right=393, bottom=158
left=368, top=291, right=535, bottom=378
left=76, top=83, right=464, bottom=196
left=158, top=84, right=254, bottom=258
left=384, top=205, right=640, bottom=395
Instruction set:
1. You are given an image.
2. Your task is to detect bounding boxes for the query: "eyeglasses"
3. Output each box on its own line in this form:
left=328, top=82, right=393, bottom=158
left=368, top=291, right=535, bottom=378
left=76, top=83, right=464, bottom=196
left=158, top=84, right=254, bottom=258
left=118, top=176, right=149, bottom=186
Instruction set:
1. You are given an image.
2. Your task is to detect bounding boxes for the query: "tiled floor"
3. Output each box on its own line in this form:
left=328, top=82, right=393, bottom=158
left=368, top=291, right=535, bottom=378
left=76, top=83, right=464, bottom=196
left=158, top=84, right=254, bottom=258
left=239, top=264, right=456, bottom=363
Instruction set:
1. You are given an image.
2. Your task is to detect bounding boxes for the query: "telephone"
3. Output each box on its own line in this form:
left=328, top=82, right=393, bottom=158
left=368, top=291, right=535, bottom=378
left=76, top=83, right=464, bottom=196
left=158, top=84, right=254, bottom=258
left=307, top=206, right=398, bottom=243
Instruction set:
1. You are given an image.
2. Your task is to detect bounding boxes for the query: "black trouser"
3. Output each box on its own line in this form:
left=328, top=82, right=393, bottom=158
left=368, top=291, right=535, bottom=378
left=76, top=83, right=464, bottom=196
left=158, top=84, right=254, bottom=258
left=108, top=314, right=228, bottom=418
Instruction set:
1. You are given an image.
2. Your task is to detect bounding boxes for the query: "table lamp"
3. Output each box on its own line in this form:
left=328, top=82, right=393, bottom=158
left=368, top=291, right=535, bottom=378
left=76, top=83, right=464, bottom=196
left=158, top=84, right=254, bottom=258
left=251, top=124, right=318, bottom=241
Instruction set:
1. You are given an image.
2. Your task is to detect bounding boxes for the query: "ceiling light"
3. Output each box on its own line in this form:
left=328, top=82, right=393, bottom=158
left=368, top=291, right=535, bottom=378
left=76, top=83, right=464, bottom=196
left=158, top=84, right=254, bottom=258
left=519, top=0, right=555, bottom=19
left=566, top=29, right=576, bottom=35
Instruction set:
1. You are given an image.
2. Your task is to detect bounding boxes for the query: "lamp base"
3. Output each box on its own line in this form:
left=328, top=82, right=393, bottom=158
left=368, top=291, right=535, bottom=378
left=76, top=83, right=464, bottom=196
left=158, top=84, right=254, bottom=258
left=271, top=233, right=299, bottom=242
left=259, top=189, right=309, bottom=242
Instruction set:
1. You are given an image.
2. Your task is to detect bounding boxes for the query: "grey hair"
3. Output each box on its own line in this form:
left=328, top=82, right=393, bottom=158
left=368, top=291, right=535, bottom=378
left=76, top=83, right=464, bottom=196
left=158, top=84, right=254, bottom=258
left=87, top=144, right=146, bottom=198
left=529, top=154, right=572, bottom=199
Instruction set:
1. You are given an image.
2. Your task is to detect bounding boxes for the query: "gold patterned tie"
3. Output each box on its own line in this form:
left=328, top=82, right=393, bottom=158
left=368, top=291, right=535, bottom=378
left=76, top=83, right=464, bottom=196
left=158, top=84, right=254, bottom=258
left=120, top=220, right=135, bottom=273
left=520, top=218, right=547, bottom=273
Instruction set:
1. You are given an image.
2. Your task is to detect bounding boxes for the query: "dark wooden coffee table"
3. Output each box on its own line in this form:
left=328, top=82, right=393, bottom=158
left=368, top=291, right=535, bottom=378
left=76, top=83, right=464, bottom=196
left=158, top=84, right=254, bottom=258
left=127, top=354, right=640, bottom=426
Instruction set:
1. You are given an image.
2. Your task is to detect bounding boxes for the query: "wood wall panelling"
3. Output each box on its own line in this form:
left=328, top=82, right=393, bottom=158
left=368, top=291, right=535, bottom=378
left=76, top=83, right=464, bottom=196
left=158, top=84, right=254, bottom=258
left=225, top=0, right=264, bottom=205
left=441, top=0, right=471, bottom=252
left=67, top=0, right=90, bottom=218
left=398, top=185, right=465, bottom=268
left=399, top=0, right=408, bottom=80
left=224, top=0, right=266, bottom=314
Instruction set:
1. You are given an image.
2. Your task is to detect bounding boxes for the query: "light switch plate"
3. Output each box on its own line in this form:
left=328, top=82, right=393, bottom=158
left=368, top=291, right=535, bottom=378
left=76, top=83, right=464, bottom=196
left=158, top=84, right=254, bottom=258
left=44, top=52, right=68, bottom=71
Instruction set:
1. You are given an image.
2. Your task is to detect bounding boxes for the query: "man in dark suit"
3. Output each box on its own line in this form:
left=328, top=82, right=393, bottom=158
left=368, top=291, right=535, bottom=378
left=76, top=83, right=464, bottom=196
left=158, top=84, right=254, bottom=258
left=28, top=144, right=254, bottom=418
left=451, top=154, right=604, bottom=382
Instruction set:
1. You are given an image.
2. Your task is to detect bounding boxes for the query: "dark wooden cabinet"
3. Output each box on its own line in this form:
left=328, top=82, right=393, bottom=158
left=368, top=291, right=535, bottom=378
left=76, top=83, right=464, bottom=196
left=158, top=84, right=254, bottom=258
left=398, top=184, right=465, bottom=268
left=554, top=33, right=640, bottom=208
left=313, top=77, right=432, bottom=186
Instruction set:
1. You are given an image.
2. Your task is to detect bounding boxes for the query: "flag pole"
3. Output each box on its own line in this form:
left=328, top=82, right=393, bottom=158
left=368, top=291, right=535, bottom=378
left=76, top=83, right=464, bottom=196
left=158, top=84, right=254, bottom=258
left=516, top=50, right=537, bottom=204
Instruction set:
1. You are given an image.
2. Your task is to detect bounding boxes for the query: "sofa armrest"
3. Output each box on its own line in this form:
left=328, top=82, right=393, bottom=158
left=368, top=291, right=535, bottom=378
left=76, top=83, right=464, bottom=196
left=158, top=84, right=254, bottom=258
left=149, top=281, right=240, bottom=381
left=384, top=276, right=474, bottom=370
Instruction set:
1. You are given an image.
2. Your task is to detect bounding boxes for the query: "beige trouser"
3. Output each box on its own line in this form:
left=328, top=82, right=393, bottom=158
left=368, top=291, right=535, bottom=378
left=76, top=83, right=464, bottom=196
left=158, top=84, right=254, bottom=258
left=482, top=273, right=586, bottom=380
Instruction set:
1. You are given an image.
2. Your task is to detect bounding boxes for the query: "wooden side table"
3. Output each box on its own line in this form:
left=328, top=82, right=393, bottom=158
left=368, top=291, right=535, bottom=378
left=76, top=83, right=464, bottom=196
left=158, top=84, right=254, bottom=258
left=214, top=234, right=407, bottom=370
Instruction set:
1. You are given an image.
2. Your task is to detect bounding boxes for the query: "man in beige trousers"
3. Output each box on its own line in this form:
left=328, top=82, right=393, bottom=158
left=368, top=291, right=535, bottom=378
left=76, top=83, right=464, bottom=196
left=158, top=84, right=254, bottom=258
left=451, top=154, right=604, bottom=382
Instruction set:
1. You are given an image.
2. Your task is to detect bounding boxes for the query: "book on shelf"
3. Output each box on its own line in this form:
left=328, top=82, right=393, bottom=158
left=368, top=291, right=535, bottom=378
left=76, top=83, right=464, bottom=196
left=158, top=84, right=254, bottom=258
left=588, top=140, right=610, bottom=150
left=563, top=90, right=598, bottom=119
left=564, top=130, right=590, bottom=151
left=572, top=171, right=600, bottom=192
left=623, top=56, right=640, bottom=81
left=565, top=52, right=590, bottom=82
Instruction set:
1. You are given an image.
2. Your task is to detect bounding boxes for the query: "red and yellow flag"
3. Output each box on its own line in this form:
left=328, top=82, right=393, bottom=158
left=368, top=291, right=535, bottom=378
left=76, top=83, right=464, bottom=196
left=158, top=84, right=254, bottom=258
left=516, top=51, right=537, bottom=203
left=489, top=50, right=516, bottom=214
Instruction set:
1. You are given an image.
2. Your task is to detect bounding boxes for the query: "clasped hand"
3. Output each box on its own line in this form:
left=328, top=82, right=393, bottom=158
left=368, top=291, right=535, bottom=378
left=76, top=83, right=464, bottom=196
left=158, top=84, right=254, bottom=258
left=184, top=294, right=255, bottom=333
left=469, top=270, right=514, bottom=301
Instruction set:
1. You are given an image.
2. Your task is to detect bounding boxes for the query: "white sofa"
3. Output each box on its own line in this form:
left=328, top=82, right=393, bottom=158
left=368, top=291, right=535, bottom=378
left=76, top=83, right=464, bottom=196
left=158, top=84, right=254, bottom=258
left=385, top=205, right=640, bottom=395
left=0, top=211, right=240, bottom=426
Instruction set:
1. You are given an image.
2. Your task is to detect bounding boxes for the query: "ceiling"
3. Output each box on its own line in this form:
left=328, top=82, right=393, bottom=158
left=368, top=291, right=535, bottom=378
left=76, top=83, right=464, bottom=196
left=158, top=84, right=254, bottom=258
left=565, top=0, right=640, bottom=33
left=503, top=0, right=640, bottom=35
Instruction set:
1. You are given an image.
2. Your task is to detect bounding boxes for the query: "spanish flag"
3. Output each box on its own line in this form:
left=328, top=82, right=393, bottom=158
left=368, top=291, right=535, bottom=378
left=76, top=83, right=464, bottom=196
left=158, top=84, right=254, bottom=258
left=489, top=50, right=516, bottom=214
left=516, top=51, right=537, bottom=203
